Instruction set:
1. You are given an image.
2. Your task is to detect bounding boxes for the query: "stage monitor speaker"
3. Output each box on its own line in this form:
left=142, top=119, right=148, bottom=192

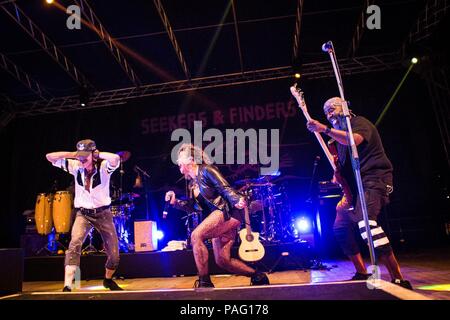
left=134, top=220, right=158, bottom=252
left=0, top=248, right=23, bottom=294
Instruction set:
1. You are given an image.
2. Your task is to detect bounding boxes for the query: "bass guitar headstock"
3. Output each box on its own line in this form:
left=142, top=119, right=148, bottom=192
left=290, top=83, right=307, bottom=113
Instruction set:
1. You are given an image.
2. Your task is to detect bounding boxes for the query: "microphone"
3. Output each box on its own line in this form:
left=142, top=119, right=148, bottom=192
left=163, top=200, right=170, bottom=219
left=163, top=193, right=173, bottom=219
left=321, top=41, right=333, bottom=53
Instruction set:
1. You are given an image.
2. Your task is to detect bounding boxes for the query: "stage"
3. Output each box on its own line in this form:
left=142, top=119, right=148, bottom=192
left=22, top=241, right=315, bottom=281
left=0, top=279, right=427, bottom=301
left=1, top=246, right=449, bottom=301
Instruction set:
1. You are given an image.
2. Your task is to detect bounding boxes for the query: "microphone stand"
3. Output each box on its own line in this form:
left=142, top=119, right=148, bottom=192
left=306, top=156, right=320, bottom=204
left=322, top=41, right=377, bottom=267
left=135, top=165, right=150, bottom=220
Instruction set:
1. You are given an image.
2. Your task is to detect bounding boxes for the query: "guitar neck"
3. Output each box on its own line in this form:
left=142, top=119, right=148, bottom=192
left=244, top=207, right=252, bottom=235
left=300, top=109, right=337, bottom=171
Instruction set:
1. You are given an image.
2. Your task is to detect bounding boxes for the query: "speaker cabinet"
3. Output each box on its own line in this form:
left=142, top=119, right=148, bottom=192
left=134, top=221, right=158, bottom=252
left=0, top=248, right=23, bottom=294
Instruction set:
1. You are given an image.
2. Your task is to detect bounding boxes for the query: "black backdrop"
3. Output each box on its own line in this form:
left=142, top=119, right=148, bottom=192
left=1, top=69, right=448, bottom=250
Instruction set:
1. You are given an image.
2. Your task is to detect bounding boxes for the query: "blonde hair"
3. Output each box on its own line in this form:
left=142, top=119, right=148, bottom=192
left=177, top=143, right=212, bottom=165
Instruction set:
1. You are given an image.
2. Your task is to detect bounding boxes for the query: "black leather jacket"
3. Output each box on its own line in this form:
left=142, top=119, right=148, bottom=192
left=171, top=164, right=242, bottom=220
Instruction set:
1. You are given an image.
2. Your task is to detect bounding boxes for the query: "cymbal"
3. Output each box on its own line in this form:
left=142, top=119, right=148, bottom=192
left=116, top=151, right=131, bottom=162
left=234, top=178, right=257, bottom=186
left=235, top=180, right=275, bottom=189
left=234, top=176, right=276, bottom=186
left=121, top=192, right=140, bottom=200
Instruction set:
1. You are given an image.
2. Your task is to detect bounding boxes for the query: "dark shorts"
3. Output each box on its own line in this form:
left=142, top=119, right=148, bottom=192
left=230, top=207, right=245, bottom=223
left=333, top=179, right=393, bottom=256
left=202, top=207, right=245, bottom=224
left=336, top=180, right=390, bottom=226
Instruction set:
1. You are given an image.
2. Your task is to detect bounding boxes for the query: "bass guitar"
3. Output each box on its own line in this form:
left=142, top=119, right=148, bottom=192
left=290, top=84, right=352, bottom=211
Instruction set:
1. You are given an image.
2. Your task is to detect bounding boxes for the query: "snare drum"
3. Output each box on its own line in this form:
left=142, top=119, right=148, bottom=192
left=35, top=193, right=53, bottom=235
left=52, top=191, right=73, bottom=233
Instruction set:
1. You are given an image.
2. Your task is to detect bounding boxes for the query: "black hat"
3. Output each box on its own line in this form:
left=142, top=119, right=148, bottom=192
left=75, top=139, right=97, bottom=157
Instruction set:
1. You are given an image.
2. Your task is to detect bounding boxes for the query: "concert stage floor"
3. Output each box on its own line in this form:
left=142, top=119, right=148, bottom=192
left=1, top=279, right=427, bottom=300
left=2, top=247, right=449, bottom=300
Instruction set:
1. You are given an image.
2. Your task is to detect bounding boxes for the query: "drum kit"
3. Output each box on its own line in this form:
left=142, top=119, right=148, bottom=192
left=34, top=150, right=140, bottom=255
left=235, top=175, right=292, bottom=243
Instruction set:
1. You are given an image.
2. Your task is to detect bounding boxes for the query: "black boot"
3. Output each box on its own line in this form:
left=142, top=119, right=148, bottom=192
left=103, top=278, right=123, bottom=291
left=250, top=272, right=270, bottom=286
left=349, top=272, right=371, bottom=281
left=194, top=275, right=215, bottom=288
left=62, top=286, right=72, bottom=292
left=392, top=279, right=413, bottom=290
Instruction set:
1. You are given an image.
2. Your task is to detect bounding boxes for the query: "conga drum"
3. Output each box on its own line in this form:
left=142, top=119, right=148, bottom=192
left=52, top=191, right=73, bottom=233
left=35, top=193, right=53, bottom=235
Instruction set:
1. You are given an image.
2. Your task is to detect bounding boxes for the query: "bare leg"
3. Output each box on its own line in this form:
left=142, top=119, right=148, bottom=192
left=349, top=253, right=368, bottom=274
left=212, top=223, right=255, bottom=275
left=379, top=251, right=403, bottom=280
left=105, top=268, right=115, bottom=279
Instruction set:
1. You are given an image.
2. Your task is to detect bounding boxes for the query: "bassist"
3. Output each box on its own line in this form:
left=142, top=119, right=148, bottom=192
left=306, top=97, right=412, bottom=289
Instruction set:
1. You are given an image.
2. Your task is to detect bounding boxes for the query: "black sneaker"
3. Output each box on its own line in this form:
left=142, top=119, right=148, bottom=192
left=103, top=278, right=123, bottom=291
left=193, top=279, right=215, bottom=289
left=349, top=272, right=371, bottom=281
left=62, top=286, right=72, bottom=292
left=392, top=279, right=413, bottom=290
left=250, top=272, right=270, bottom=286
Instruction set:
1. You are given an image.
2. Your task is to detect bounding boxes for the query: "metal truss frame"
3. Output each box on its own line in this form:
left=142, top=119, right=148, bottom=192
left=347, top=0, right=376, bottom=57
left=0, top=51, right=51, bottom=100
left=0, top=2, right=92, bottom=88
left=153, top=0, right=190, bottom=79
left=292, top=0, right=304, bottom=61
left=75, top=0, right=141, bottom=86
left=14, top=52, right=402, bottom=117
left=403, top=0, right=449, bottom=47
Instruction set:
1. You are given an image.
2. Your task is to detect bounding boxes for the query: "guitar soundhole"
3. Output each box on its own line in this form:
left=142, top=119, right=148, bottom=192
left=246, top=234, right=254, bottom=242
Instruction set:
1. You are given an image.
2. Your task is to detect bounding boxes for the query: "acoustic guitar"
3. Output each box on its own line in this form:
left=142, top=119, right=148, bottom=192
left=238, top=206, right=265, bottom=262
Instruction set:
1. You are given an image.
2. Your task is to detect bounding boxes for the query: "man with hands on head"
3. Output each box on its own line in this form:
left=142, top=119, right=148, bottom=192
left=46, top=139, right=123, bottom=292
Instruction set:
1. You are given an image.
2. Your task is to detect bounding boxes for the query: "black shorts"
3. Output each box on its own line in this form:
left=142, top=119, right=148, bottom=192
left=335, top=179, right=391, bottom=227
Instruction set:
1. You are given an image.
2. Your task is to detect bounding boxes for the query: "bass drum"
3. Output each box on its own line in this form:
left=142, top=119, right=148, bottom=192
left=52, top=191, right=73, bottom=233
left=35, top=193, right=53, bottom=235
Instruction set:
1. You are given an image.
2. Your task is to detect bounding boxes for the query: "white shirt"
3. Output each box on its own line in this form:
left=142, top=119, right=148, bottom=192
left=53, top=158, right=120, bottom=209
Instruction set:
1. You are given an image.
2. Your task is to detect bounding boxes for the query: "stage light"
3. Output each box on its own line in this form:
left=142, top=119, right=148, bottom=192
left=411, top=57, right=418, bottom=64
left=295, top=217, right=311, bottom=233
left=46, top=0, right=54, bottom=4
left=156, top=230, right=164, bottom=240
left=79, top=85, right=89, bottom=107
left=294, top=73, right=301, bottom=79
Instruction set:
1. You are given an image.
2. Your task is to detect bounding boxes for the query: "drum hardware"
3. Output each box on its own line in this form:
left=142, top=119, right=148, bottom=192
left=112, top=151, right=138, bottom=252
left=82, top=228, right=99, bottom=254
left=181, top=211, right=201, bottom=248
left=237, top=178, right=291, bottom=244
left=134, top=165, right=151, bottom=220
left=115, top=151, right=131, bottom=205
